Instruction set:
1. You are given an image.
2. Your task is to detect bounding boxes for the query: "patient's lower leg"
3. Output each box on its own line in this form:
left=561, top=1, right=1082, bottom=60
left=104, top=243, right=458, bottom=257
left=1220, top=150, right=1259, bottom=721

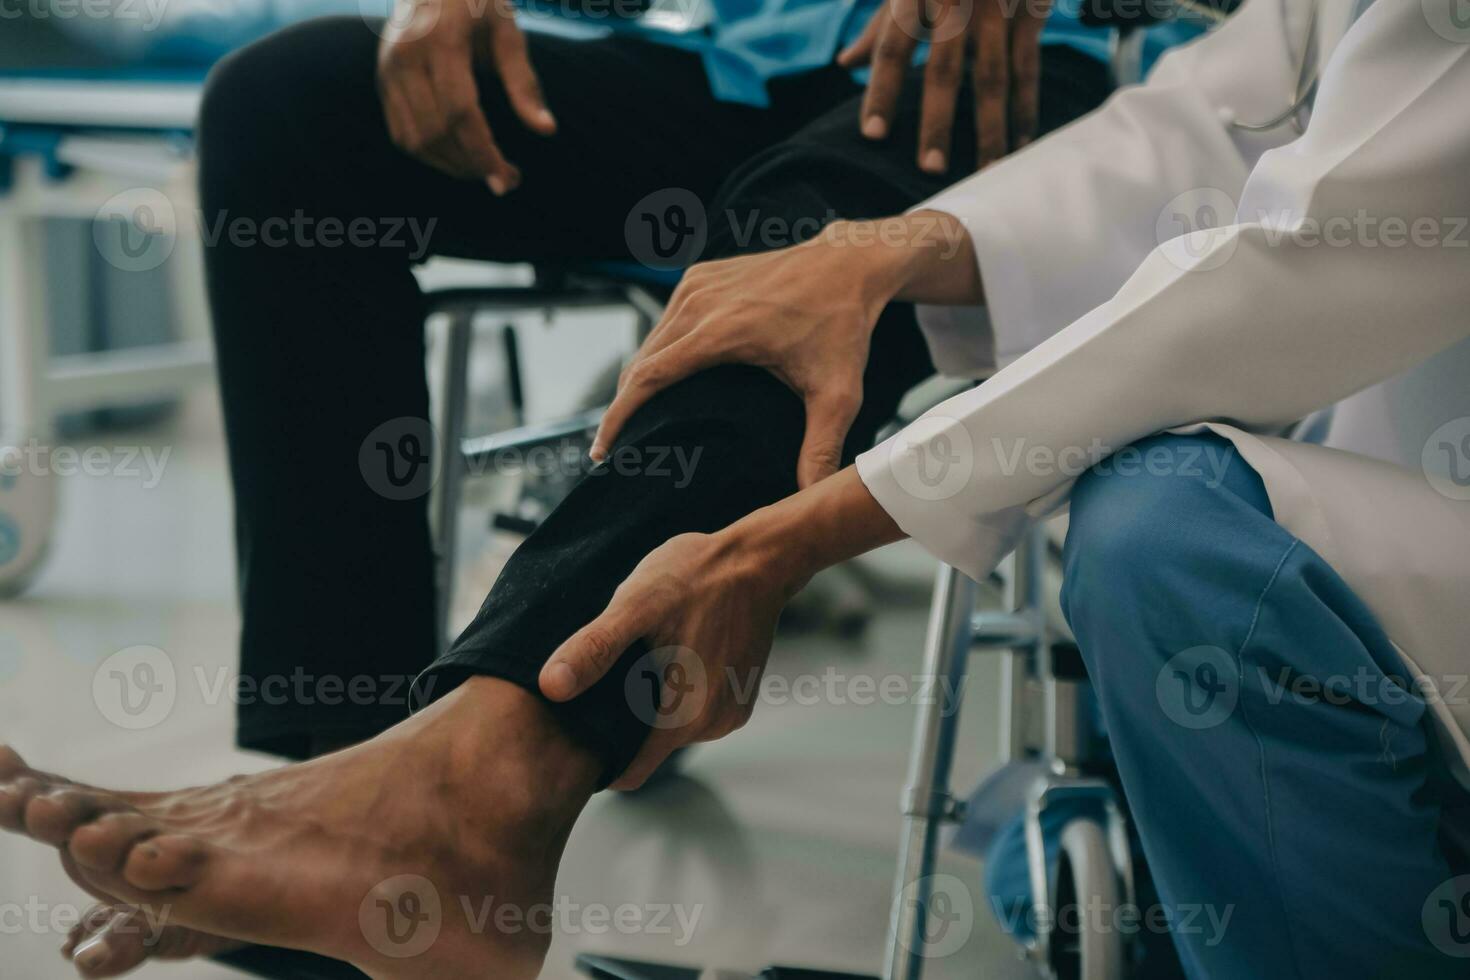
left=0, top=678, right=600, bottom=980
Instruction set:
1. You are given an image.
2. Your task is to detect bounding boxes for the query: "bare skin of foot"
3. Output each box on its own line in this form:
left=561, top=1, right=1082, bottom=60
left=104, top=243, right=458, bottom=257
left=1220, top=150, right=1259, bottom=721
left=0, top=677, right=603, bottom=979
left=51, top=727, right=378, bottom=976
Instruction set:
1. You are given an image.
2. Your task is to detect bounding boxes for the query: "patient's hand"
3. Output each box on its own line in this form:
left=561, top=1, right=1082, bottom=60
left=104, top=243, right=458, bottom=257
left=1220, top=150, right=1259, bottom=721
left=376, top=0, right=557, bottom=193
left=838, top=0, right=1052, bottom=173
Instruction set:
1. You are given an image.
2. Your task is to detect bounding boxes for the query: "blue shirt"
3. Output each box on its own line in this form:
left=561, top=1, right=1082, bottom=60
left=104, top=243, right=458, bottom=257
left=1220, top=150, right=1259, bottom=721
left=521, top=0, right=1205, bottom=105
left=89, top=0, right=1202, bottom=108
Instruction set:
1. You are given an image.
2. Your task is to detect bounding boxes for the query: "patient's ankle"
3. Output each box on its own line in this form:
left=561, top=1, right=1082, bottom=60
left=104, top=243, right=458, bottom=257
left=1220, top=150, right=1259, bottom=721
left=411, top=676, right=603, bottom=824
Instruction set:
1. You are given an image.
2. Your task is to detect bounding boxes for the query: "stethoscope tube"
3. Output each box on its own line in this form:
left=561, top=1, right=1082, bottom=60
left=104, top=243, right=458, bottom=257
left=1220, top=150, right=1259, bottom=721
left=1221, top=0, right=1322, bottom=133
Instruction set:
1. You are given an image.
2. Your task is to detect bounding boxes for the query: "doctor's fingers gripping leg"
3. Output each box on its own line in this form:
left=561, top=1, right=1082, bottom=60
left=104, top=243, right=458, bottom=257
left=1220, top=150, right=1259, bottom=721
left=195, top=17, right=766, bottom=760
left=1061, top=433, right=1460, bottom=980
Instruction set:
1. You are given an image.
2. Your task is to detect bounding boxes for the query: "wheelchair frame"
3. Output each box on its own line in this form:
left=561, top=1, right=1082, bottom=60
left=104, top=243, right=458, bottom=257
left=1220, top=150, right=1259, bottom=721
left=893, top=535, right=1137, bottom=980
left=424, top=270, right=664, bottom=650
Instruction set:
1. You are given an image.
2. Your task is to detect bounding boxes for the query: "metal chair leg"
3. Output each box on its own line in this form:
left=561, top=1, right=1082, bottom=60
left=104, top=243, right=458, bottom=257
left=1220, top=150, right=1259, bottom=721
left=501, top=320, right=527, bottom=427
left=432, top=311, right=473, bottom=653
left=882, top=562, right=977, bottom=980
left=0, top=202, right=48, bottom=439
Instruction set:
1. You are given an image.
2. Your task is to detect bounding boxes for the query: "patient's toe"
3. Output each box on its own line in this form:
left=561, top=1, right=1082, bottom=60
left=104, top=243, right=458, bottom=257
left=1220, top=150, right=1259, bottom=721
left=25, top=789, right=117, bottom=846
left=123, top=834, right=212, bottom=891
left=70, top=812, right=159, bottom=873
left=64, top=905, right=122, bottom=965
left=0, top=775, right=48, bottom=831
left=66, top=906, right=156, bottom=978
left=64, top=900, right=245, bottom=975
left=63, top=903, right=111, bottom=957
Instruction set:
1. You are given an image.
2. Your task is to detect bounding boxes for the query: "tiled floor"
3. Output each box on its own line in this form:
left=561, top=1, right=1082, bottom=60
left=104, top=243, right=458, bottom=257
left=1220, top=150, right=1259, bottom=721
left=1, top=387, right=1031, bottom=980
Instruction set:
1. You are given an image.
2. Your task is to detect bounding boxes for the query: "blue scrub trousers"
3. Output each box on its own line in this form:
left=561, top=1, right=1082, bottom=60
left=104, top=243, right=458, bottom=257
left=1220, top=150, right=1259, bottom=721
left=1058, top=433, right=1467, bottom=979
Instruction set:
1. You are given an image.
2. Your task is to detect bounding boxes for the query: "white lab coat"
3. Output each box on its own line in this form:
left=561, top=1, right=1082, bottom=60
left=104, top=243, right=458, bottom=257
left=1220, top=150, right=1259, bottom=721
left=855, top=0, right=1470, bottom=778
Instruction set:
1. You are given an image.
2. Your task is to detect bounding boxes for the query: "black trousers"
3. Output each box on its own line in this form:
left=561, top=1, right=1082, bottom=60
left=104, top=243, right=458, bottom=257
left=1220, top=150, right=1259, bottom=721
left=198, top=15, right=1110, bottom=774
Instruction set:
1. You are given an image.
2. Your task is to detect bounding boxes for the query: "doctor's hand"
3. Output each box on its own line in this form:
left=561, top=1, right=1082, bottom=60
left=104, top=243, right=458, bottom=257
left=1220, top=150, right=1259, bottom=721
left=838, top=0, right=1052, bottom=173
left=539, top=530, right=799, bottom=790
left=592, top=225, right=900, bottom=490
left=540, top=468, right=906, bottom=790
left=377, top=0, right=556, bottom=192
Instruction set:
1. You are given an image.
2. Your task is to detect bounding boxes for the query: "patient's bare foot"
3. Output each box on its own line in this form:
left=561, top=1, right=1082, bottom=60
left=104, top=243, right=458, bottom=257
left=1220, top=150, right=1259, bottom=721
left=1, top=678, right=602, bottom=979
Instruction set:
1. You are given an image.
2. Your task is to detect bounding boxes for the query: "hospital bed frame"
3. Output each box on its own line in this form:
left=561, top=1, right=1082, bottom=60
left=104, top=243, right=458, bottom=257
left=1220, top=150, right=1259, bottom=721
left=0, top=130, right=212, bottom=439
left=0, top=81, right=212, bottom=592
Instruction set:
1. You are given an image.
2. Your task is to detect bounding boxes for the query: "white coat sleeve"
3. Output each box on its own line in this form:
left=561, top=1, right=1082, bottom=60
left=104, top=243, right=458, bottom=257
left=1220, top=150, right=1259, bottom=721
left=858, top=0, right=1470, bottom=580
left=911, top=0, right=1305, bottom=372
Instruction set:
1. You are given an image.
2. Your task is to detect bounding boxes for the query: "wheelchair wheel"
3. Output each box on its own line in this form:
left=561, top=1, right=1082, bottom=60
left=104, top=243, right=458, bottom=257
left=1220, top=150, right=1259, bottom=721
left=0, top=444, right=57, bottom=597
left=1049, top=818, right=1125, bottom=980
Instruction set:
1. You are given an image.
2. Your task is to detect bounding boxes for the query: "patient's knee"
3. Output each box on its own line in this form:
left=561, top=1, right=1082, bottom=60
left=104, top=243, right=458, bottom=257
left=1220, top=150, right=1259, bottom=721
left=704, top=144, right=877, bottom=261
left=198, top=17, right=379, bottom=186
